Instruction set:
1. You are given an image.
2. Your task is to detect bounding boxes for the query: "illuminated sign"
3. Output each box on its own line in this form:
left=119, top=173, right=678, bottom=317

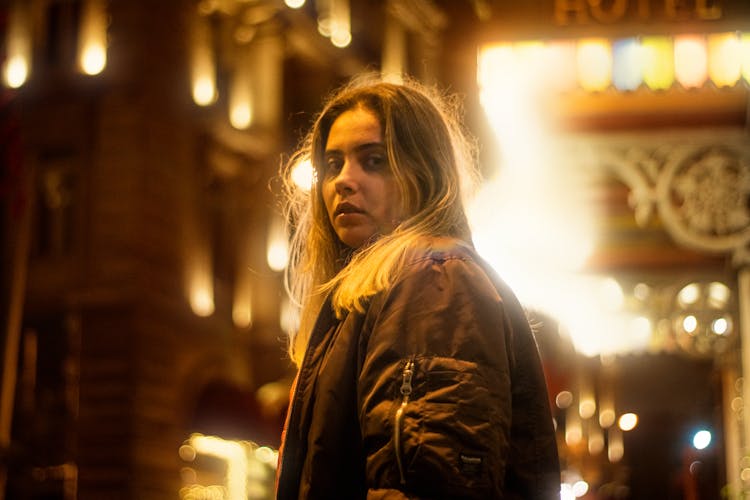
left=478, top=1, right=750, bottom=41
left=554, top=0, right=723, bottom=25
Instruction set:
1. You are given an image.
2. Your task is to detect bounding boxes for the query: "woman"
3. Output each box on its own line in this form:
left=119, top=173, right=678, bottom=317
left=276, top=76, right=560, bottom=499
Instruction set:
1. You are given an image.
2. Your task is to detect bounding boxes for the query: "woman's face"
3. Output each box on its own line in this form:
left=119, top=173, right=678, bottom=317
left=321, top=106, right=404, bottom=249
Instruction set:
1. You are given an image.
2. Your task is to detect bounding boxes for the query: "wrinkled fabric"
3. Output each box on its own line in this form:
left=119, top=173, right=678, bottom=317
left=276, top=236, right=560, bottom=499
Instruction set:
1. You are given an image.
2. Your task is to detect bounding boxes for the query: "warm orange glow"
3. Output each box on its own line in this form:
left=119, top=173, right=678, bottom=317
left=478, top=32, right=750, bottom=95
left=514, top=41, right=546, bottom=71
left=619, top=412, right=639, bottom=431
left=190, top=285, right=214, bottom=317
left=576, top=38, right=612, bottom=92
left=566, top=407, right=583, bottom=446
left=578, top=374, right=596, bottom=419
left=608, top=427, right=624, bottom=463
left=556, top=390, right=573, bottom=409
left=330, top=0, right=351, bottom=48
left=253, top=35, right=284, bottom=129
left=588, top=425, right=604, bottom=455
left=229, top=102, right=252, bottom=129
left=3, top=55, right=28, bottom=89
left=678, top=283, right=700, bottom=307
left=682, top=315, right=698, bottom=334
left=233, top=232, right=254, bottom=329
left=191, top=14, right=217, bottom=106
left=78, top=0, right=108, bottom=75
left=707, top=281, right=731, bottom=308
left=3, top=3, right=31, bottom=88
left=742, top=33, right=750, bottom=84
left=544, top=41, right=578, bottom=92
left=185, top=434, right=248, bottom=500
left=479, top=42, right=632, bottom=358
left=229, top=59, right=252, bottom=129
left=382, top=15, right=406, bottom=83
left=599, top=407, right=616, bottom=428
left=232, top=287, right=252, bottom=329
left=478, top=44, right=515, bottom=91
left=267, top=215, right=288, bottom=272
left=290, top=159, right=314, bottom=191
left=579, top=397, right=596, bottom=420
left=641, top=36, right=674, bottom=90
left=188, top=256, right=215, bottom=317
left=674, top=35, right=707, bottom=88
left=708, top=32, right=742, bottom=87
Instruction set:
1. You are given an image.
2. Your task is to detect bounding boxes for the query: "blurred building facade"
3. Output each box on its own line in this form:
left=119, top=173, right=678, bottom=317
left=0, top=0, right=749, bottom=499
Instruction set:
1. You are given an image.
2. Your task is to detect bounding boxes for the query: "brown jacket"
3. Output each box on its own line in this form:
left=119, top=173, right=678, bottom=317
left=277, top=237, right=560, bottom=499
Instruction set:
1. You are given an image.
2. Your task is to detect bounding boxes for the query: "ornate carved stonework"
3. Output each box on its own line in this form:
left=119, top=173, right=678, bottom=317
left=579, top=129, right=750, bottom=266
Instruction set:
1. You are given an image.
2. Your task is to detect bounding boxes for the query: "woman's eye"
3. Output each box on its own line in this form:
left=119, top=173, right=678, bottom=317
left=325, top=157, right=343, bottom=173
left=364, top=154, right=386, bottom=170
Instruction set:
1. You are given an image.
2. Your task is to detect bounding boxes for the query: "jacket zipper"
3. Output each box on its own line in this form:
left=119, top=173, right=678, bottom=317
left=394, top=358, right=414, bottom=486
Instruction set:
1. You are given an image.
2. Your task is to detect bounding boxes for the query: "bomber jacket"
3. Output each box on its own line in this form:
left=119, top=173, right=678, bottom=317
left=276, top=236, right=560, bottom=499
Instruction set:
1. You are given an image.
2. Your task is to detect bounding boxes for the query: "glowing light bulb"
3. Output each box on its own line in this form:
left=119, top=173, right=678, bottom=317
left=612, top=37, right=643, bottom=91
left=693, top=429, right=711, bottom=450
left=78, top=0, right=108, bottom=75
left=191, top=15, right=217, bottom=106
left=708, top=32, right=742, bottom=87
left=3, top=3, right=32, bottom=88
left=3, top=55, right=28, bottom=88
left=619, top=412, right=638, bottom=431
left=192, top=76, right=216, bottom=106
left=577, top=38, right=612, bottom=91
left=674, top=35, right=707, bottom=88
left=81, top=44, right=106, bottom=75
left=683, top=315, right=698, bottom=334
left=642, top=36, right=674, bottom=90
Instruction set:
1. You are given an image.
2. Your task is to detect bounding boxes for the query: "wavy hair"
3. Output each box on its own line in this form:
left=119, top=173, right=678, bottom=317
left=281, top=74, right=480, bottom=366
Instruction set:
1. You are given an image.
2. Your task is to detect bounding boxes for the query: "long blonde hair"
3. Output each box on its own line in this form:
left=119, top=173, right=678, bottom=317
left=281, top=75, right=479, bottom=366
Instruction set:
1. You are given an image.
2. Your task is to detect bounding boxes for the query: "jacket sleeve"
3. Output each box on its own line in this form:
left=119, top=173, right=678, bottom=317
left=357, top=255, right=515, bottom=499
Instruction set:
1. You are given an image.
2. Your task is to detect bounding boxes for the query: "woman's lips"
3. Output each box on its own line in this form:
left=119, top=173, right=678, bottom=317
left=335, top=202, right=364, bottom=216
left=334, top=202, right=366, bottom=225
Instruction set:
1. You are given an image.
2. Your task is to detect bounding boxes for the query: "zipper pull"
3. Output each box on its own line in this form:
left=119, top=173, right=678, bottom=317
left=400, top=360, right=414, bottom=398
left=394, top=358, right=415, bottom=486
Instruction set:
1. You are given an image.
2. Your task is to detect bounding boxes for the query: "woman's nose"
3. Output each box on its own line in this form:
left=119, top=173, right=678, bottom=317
left=334, top=160, right=360, bottom=194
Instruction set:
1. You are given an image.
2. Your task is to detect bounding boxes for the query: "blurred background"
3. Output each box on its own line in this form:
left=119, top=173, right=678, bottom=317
left=1, top=0, right=749, bottom=498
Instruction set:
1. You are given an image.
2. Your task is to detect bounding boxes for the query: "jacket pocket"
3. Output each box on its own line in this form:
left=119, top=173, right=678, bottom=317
left=391, top=355, right=506, bottom=496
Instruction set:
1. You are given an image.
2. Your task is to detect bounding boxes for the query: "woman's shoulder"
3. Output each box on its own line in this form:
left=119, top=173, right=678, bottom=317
left=397, top=235, right=508, bottom=299
left=401, top=235, right=479, bottom=267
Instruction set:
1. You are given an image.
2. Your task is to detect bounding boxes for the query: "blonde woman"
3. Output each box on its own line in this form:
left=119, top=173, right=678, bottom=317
left=276, top=76, right=560, bottom=499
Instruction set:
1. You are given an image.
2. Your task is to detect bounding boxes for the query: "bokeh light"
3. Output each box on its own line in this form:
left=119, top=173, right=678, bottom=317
left=619, top=412, right=638, bottom=431
left=577, top=38, right=612, bottom=92
left=708, top=32, right=742, bottom=87
left=612, top=37, right=643, bottom=91
left=693, top=429, right=712, bottom=450
left=674, top=35, right=707, bottom=88
left=641, top=36, right=675, bottom=90
left=78, top=0, right=108, bottom=75
left=291, top=159, right=314, bottom=191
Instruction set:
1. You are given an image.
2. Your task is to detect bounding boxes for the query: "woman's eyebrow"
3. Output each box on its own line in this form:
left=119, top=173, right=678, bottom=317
left=324, top=142, right=384, bottom=155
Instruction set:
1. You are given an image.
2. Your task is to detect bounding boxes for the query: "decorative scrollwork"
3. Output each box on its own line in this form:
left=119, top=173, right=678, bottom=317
left=671, top=148, right=750, bottom=236
left=591, top=130, right=750, bottom=266
left=658, top=146, right=750, bottom=255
